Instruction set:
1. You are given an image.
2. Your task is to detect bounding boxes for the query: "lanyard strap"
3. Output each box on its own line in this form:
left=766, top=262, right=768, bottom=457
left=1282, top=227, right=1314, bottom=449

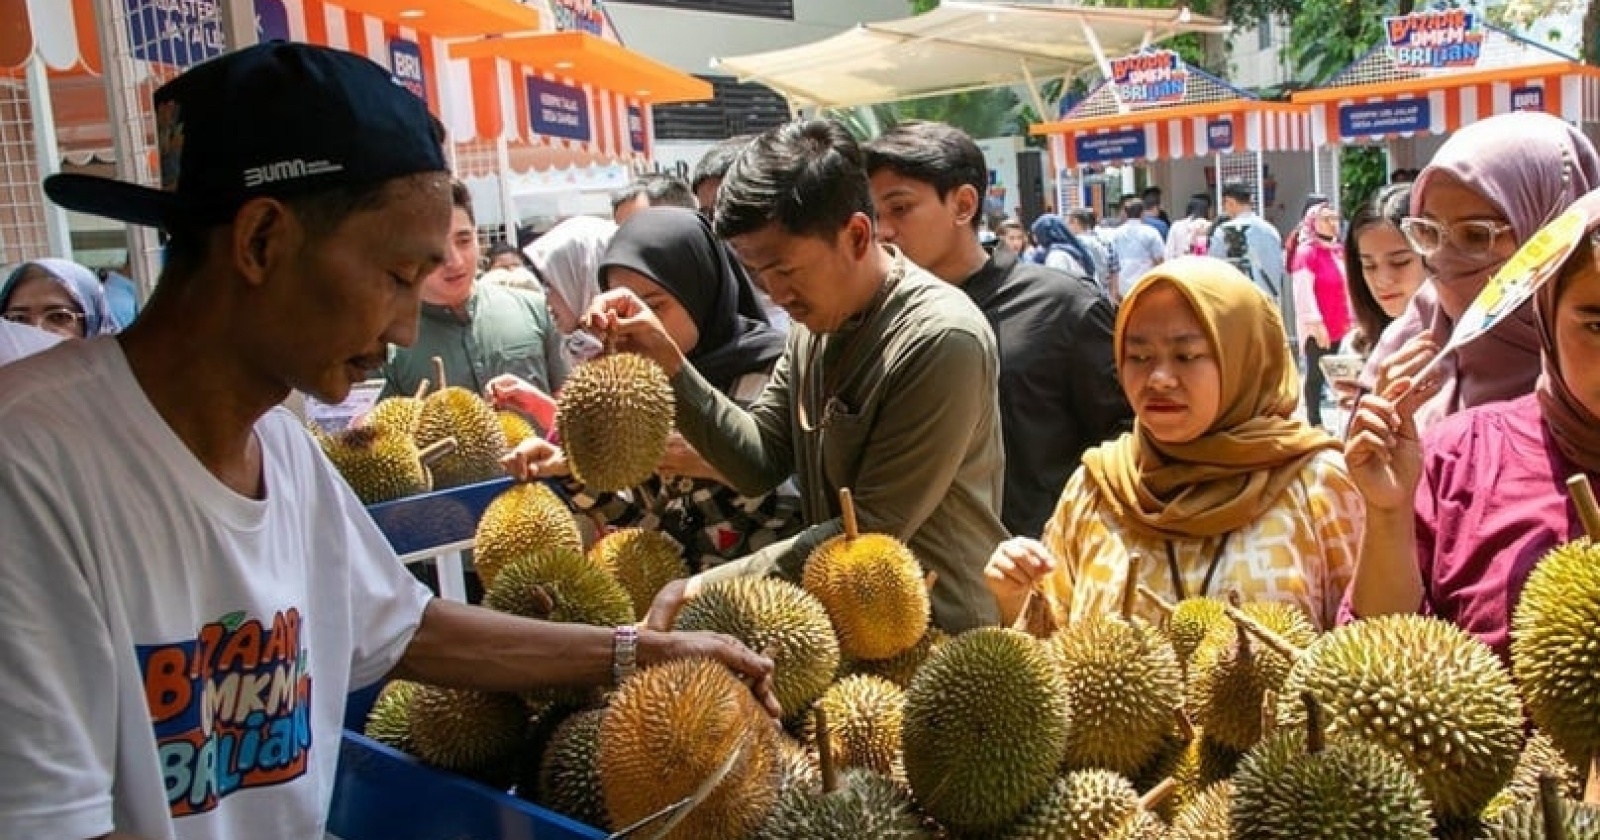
left=1163, top=533, right=1232, bottom=602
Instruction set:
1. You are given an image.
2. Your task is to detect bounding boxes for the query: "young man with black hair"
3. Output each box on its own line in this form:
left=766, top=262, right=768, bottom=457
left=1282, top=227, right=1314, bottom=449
left=864, top=120, right=1131, bottom=538
left=610, top=172, right=696, bottom=224
left=0, top=43, right=774, bottom=840
left=1140, top=184, right=1171, bottom=238
left=586, top=118, right=1009, bottom=634
left=689, top=134, right=756, bottom=217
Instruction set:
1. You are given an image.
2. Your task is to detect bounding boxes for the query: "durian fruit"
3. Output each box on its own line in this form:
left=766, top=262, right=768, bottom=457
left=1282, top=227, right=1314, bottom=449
left=364, top=377, right=430, bottom=436
left=473, top=481, right=584, bottom=589
left=535, top=708, right=610, bottom=830
left=556, top=351, right=675, bottom=493
left=801, top=674, right=904, bottom=778
left=588, top=528, right=689, bottom=621
left=1484, top=731, right=1586, bottom=821
left=414, top=357, right=508, bottom=489
left=759, top=767, right=929, bottom=840
left=1050, top=611, right=1183, bottom=775
left=802, top=488, right=930, bottom=661
left=672, top=577, right=840, bottom=722
left=776, top=735, right=822, bottom=796
left=497, top=409, right=537, bottom=449
left=901, top=627, right=1071, bottom=835
left=843, top=626, right=947, bottom=689
left=319, top=425, right=454, bottom=504
left=598, top=658, right=781, bottom=840
left=1481, top=776, right=1600, bottom=839
left=363, top=679, right=422, bottom=752
left=1231, top=692, right=1435, bottom=840
left=1277, top=614, right=1523, bottom=820
left=995, top=769, right=1168, bottom=840
left=1133, top=713, right=1241, bottom=820
left=1187, top=603, right=1318, bottom=752
left=1167, top=781, right=1233, bottom=840
left=1162, top=595, right=1232, bottom=672
left=407, top=686, right=528, bottom=775
left=482, top=547, right=634, bottom=627
left=1512, top=537, right=1600, bottom=764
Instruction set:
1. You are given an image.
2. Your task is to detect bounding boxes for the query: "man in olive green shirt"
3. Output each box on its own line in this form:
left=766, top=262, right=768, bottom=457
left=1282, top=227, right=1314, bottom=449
left=382, top=181, right=567, bottom=399
left=587, top=119, right=1007, bottom=634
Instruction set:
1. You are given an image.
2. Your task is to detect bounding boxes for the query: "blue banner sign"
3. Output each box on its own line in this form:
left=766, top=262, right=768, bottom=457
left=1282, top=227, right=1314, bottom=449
left=126, top=0, right=226, bottom=67
left=389, top=39, right=426, bottom=101
left=1206, top=118, right=1234, bottom=152
left=527, top=77, right=593, bottom=142
left=1338, top=100, right=1430, bottom=137
left=257, top=0, right=290, bottom=42
left=1110, top=49, right=1188, bottom=106
left=1075, top=129, right=1147, bottom=164
left=627, top=105, right=647, bottom=152
left=1511, top=86, right=1545, bottom=112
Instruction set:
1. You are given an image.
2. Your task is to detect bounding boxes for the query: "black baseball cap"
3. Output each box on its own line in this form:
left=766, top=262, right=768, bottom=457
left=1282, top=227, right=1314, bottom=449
left=45, top=41, right=447, bottom=229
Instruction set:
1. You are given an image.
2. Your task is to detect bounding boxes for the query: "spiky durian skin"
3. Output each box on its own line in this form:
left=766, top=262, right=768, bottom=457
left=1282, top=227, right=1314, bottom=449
left=497, top=409, right=537, bottom=450
left=1134, top=730, right=1241, bottom=820
left=843, top=626, right=947, bottom=689
left=776, top=735, right=821, bottom=796
left=320, top=425, right=430, bottom=504
left=406, top=686, right=527, bottom=774
left=993, top=769, right=1145, bottom=840
left=1231, top=729, right=1435, bottom=840
left=802, top=532, right=930, bottom=661
left=598, top=658, right=781, bottom=840
left=1512, top=538, right=1600, bottom=763
left=534, top=708, right=609, bottom=830
left=415, top=386, right=507, bottom=489
left=1187, top=603, right=1318, bottom=752
left=901, top=628, right=1071, bottom=834
left=1483, top=730, right=1585, bottom=821
left=473, top=482, right=584, bottom=589
left=1482, top=796, right=1600, bottom=839
left=483, top=547, right=633, bottom=627
left=556, top=352, right=674, bottom=493
left=1276, top=615, right=1522, bottom=820
left=363, top=679, right=422, bottom=753
left=672, top=577, right=840, bottom=722
left=1166, top=597, right=1232, bottom=670
left=801, top=674, right=904, bottom=779
left=1167, top=781, right=1234, bottom=840
left=1049, top=614, right=1183, bottom=775
left=759, top=768, right=930, bottom=840
left=588, top=528, right=689, bottom=621
left=364, top=395, right=424, bottom=436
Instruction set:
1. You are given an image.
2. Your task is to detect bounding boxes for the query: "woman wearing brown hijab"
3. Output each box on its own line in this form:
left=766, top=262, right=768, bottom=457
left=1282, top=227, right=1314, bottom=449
left=986, top=257, right=1361, bottom=631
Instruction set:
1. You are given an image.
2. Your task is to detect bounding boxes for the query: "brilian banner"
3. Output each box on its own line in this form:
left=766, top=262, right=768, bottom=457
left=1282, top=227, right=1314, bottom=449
left=1109, top=49, right=1188, bottom=106
left=1385, top=9, right=1483, bottom=70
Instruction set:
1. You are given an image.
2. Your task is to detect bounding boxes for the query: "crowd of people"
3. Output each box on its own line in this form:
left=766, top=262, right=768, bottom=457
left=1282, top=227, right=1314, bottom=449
left=1, top=41, right=1598, bottom=839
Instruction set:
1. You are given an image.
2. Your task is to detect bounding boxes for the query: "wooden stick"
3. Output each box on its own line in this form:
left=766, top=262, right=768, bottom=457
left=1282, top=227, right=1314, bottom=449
left=1541, top=774, right=1568, bottom=840
left=838, top=488, right=859, bottom=541
left=1138, top=778, right=1177, bottom=811
left=1261, top=689, right=1279, bottom=739
left=1301, top=691, right=1325, bottom=755
left=1173, top=707, right=1197, bottom=742
left=1223, top=604, right=1305, bottom=662
left=1568, top=475, right=1600, bottom=540
left=418, top=437, right=457, bottom=468
left=1120, top=554, right=1143, bottom=622
left=526, top=585, right=555, bottom=619
left=1137, top=584, right=1175, bottom=617
left=1585, top=753, right=1600, bottom=807
left=813, top=705, right=838, bottom=795
left=1011, top=589, right=1059, bottom=640
left=431, top=356, right=447, bottom=391
left=923, top=570, right=938, bottom=594
left=413, top=378, right=431, bottom=400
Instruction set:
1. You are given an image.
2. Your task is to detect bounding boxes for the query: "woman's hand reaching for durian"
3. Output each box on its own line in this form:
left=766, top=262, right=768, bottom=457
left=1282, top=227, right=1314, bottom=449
left=501, top=436, right=571, bottom=481
left=484, top=374, right=557, bottom=433
left=584, top=289, right=686, bottom=376
left=985, top=537, right=1058, bottom=626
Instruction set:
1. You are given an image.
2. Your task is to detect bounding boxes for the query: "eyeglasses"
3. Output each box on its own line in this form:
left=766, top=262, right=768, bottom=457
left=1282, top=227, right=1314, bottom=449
left=2, top=306, right=85, bottom=333
left=1399, top=216, right=1514, bottom=258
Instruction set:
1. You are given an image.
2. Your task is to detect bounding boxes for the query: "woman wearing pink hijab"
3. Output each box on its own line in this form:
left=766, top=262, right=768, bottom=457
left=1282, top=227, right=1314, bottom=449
left=1344, top=185, right=1600, bottom=661
left=1290, top=200, right=1350, bottom=429
left=1362, top=111, right=1600, bottom=431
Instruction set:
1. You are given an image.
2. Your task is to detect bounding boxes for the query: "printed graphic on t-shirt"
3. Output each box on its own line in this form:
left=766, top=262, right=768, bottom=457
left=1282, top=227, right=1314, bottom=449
left=136, top=608, right=313, bottom=817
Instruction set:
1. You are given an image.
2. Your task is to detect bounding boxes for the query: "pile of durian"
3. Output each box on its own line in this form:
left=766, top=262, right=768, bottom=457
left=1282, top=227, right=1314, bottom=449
left=314, top=352, right=674, bottom=504
left=363, top=482, right=1600, bottom=840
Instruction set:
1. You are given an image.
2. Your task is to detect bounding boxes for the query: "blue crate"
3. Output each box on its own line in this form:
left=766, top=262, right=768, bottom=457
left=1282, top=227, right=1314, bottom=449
left=328, top=732, right=606, bottom=840
left=365, top=477, right=517, bottom=556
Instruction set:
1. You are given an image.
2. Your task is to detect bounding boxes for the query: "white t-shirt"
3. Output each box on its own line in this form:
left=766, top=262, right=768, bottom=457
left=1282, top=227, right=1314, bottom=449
left=0, top=319, right=62, bottom=366
left=0, top=338, right=433, bottom=840
left=1113, top=219, right=1166, bottom=288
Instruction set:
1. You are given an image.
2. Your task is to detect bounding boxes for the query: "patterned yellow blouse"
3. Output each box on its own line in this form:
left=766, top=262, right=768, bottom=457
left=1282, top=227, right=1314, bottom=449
left=1039, top=450, right=1362, bottom=630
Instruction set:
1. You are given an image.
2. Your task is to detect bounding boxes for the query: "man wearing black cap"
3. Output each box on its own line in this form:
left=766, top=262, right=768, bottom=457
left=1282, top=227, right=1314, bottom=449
left=0, top=43, right=774, bottom=840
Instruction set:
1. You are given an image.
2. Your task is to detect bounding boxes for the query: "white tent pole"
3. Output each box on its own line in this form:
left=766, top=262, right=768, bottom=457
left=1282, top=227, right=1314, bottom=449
left=1019, top=62, right=1049, bottom=123
left=25, top=54, right=72, bottom=259
left=1078, top=17, right=1128, bottom=115
left=496, top=134, right=516, bottom=245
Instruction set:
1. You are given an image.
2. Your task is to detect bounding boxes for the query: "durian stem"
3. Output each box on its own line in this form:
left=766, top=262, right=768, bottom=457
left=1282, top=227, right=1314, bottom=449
left=526, top=585, right=555, bottom=619
left=1120, top=553, right=1143, bottom=621
left=431, top=356, right=447, bottom=391
left=813, top=705, right=839, bottom=795
left=1585, top=753, right=1600, bottom=806
left=1261, top=689, right=1279, bottom=739
left=1567, top=474, right=1600, bottom=540
left=1011, top=589, right=1059, bottom=640
left=1541, top=774, right=1568, bottom=840
left=1138, top=778, right=1177, bottom=811
left=838, top=487, right=859, bottom=541
left=1300, top=691, right=1325, bottom=755
left=1137, top=584, right=1175, bottom=617
left=418, top=437, right=458, bottom=467
left=413, top=378, right=431, bottom=400
left=1174, top=707, right=1197, bottom=742
left=1223, top=605, right=1304, bottom=662
left=923, top=570, right=938, bottom=593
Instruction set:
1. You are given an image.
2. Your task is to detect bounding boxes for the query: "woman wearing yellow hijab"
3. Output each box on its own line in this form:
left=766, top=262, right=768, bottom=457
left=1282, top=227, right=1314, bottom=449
left=986, top=257, right=1362, bottom=630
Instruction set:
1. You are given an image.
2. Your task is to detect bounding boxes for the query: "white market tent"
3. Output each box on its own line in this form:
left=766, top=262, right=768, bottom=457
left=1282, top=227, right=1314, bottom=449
left=711, top=1, right=1228, bottom=111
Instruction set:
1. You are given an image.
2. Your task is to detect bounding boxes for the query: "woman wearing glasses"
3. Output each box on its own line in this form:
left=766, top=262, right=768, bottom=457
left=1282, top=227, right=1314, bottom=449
left=1343, top=187, right=1600, bottom=661
left=1, top=259, right=121, bottom=340
left=1361, top=111, right=1600, bottom=432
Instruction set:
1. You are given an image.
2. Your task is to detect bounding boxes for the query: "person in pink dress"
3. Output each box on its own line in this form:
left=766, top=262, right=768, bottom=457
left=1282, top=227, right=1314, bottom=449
left=1291, top=201, right=1353, bottom=429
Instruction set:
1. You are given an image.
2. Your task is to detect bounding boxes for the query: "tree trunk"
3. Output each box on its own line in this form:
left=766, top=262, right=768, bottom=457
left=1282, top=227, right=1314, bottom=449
left=1584, top=0, right=1600, bottom=65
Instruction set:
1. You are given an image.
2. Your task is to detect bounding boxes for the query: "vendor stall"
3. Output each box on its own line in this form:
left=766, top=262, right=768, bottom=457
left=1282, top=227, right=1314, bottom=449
left=1291, top=10, right=1600, bottom=175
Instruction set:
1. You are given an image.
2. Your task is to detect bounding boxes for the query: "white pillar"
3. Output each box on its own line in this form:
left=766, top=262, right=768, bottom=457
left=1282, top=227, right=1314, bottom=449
left=219, top=0, right=258, bottom=51
left=24, top=54, right=72, bottom=259
left=496, top=134, right=517, bottom=244
left=91, top=0, right=161, bottom=297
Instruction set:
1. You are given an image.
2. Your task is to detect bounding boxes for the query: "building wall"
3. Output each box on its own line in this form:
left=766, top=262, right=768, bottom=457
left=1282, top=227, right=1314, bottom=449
left=1227, top=17, right=1294, bottom=91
